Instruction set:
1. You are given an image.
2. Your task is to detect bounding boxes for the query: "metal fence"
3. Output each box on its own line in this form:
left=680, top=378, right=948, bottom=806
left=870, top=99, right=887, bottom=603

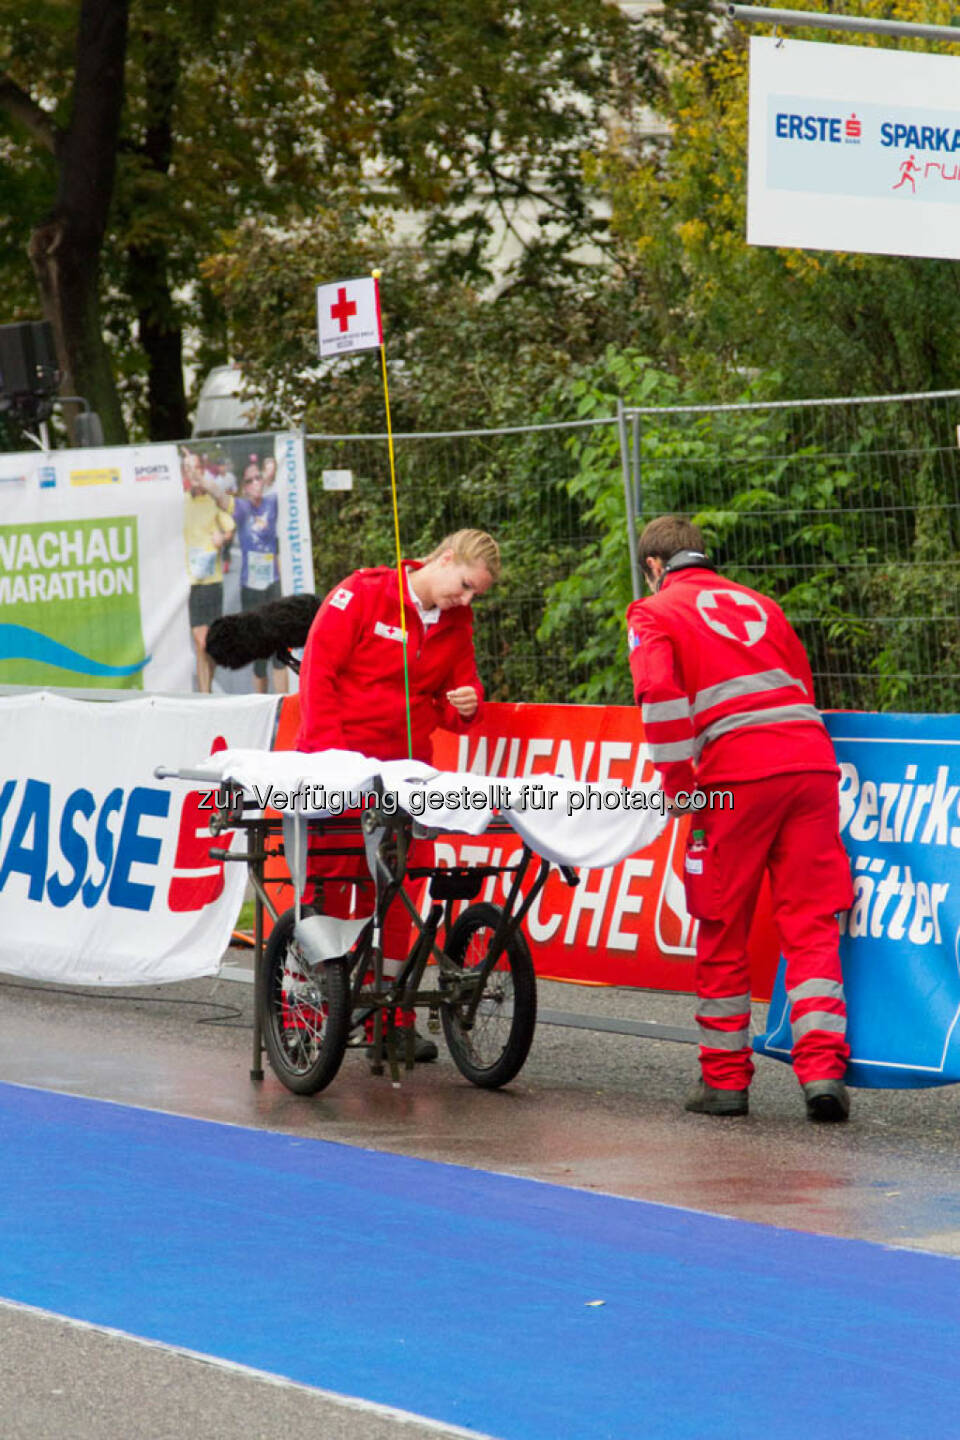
left=626, top=390, right=960, bottom=713
left=304, top=417, right=619, bottom=704
left=306, top=388, right=960, bottom=713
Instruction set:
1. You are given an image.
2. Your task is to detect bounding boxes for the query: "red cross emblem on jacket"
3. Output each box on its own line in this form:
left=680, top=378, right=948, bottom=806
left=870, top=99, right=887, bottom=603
left=626, top=567, right=837, bottom=798
left=696, top=588, right=768, bottom=646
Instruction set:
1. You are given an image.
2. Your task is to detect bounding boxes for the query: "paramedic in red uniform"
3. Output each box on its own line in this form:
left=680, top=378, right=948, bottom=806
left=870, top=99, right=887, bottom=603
left=296, top=529, right=500, bottom=1060
left=627, top=516, right=853, bottom=1122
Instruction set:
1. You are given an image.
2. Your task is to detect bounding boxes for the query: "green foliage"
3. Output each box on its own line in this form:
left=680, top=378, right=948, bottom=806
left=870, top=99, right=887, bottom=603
left=598, top=3, right=960, bottom=397
left=534, top=350, right=960, bottom=711
left=0, top=0, right=640, bottom=439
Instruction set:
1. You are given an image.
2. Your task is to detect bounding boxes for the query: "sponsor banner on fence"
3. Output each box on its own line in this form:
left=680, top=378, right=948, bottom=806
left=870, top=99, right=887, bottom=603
left=0, top=433, right=313, bottom=694
left=748, top=36, right=960, bottom=261
left=755, top=712, right=960, bottom=1088
left=430, top=702, right=781, bottom=994
left=265, top=697, right=780, bottom=992
left=0, top=692, right=278, bottom=985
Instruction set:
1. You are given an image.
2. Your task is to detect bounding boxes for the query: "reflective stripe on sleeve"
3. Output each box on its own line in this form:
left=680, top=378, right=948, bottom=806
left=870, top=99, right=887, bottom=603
left=788, top=978, right=846, bottom=1005
left=648, top=739, right=695, bottom=763
left=692, top=668, right=807, bottom=717
left=791, top=1012, right=847, bottom=1040
left=694, top=704, right=825, bottom=759
left=697, top=1024, right=751, bottom=1050
left=697, top=993, right=752, bottom=1019
left=642, top=698, right=692, bottom=723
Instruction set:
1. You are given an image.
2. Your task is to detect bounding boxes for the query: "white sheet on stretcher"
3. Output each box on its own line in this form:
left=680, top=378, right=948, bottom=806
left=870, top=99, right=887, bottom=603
left=187, top=747, right=667, bottom=868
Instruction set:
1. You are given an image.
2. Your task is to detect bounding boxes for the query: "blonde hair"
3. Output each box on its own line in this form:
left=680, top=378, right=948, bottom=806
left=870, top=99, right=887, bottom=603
left=422, top=529, right=501, bottom=584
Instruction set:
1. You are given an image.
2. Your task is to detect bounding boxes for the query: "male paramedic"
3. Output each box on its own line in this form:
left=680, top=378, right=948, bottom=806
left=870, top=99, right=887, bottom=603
left=626, top=516, right=853, bottom=1122
left=296, top=529, right=500, bottom=1061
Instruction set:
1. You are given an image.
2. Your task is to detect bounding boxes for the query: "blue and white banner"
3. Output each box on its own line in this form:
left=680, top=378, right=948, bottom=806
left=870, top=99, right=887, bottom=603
left=756, top=712, right=960, bottom=1088
left=0, top=692, right=278, bottom=985
left=748, top=36, right=960, bottom=261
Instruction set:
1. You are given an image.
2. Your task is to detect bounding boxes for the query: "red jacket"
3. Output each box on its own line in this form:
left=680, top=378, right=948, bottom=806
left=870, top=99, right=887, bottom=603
left=626, top=567, right=838, bottom=797
left=295, top=562, right=484, bottom=762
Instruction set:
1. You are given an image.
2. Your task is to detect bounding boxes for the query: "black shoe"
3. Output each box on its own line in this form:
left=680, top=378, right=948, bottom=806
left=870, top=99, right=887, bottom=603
left=684, top=1079, right=749, bottom=1117
left=366, top=1028, right=438, bottom=1063
left=803, top=1078, right=850, bottom=1123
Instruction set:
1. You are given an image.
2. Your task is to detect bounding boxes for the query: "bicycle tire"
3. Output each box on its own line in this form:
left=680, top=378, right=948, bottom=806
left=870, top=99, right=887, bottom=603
left=258, top=907, right=351, bottom=1095
left=440, top=901, right=537, bottom=1089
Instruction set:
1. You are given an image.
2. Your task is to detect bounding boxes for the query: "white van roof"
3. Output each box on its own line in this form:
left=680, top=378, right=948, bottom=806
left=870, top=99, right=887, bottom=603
left=192, top=364, right=260, bottom=436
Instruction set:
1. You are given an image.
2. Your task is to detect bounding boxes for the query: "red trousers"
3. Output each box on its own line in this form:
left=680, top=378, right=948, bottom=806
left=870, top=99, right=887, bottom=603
left=683, top=771, right=853, bottom=1090
left=305, top=812, right=433, bottom=972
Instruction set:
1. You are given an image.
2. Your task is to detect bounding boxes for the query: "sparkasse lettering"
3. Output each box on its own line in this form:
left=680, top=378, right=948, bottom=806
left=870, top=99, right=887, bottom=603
left=0, top=777, right=171, bottom=912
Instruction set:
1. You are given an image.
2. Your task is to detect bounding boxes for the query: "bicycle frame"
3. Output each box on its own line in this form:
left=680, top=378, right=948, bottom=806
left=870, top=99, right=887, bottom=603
left=187, top=782, right=577, bottom=1083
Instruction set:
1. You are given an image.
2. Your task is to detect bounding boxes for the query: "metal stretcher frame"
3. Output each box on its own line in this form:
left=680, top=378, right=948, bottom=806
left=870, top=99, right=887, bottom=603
left=157, top=767, right=599, bottom=1091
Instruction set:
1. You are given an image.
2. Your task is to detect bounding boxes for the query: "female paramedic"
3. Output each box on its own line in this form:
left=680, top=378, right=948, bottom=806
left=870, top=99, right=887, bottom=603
left=295, top=529, right=501, bottom=1059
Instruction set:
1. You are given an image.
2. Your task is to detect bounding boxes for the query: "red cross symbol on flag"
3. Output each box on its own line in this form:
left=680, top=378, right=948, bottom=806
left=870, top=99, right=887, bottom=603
left=329, top=286, right=357, bottom=333
left=696, top=589, right=768, bottom=646
left=316, top=276, right=383, bottom=358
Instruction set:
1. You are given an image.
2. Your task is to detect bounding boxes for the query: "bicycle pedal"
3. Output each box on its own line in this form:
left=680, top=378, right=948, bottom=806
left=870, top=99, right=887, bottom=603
left=427, top=1007, right=440, bottom=1034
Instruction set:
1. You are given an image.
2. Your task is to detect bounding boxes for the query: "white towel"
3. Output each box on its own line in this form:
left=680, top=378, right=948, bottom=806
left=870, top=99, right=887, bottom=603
left=173, top=747, right=667, bottom=869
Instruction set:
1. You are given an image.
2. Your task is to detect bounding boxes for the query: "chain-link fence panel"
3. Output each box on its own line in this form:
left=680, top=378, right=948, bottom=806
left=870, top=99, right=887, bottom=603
left=305, top=420, right=618, bottom=703
left=629, top=391, right=960, bottom=713
left=307, top=390, right=960, bottom=713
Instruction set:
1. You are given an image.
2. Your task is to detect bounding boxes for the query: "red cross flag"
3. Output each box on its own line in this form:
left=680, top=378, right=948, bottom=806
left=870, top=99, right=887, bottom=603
left=316, top=275, right=383, bottom=359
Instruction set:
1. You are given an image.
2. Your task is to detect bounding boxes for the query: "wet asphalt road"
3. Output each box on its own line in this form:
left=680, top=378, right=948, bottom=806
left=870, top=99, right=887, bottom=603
left=1, top=955, right=959, bottom=1437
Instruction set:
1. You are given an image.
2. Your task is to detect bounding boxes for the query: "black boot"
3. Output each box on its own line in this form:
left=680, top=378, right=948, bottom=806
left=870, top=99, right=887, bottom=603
left=803, top=1078, right=850, bottom=1123
left=684, top=1079, right=749, bottom=1117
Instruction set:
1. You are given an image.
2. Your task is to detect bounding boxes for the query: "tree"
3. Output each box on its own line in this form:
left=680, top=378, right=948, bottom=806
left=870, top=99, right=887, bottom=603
left=0, top=0, right=129, bottom=440
left=596, top=2, right=960, bottom=398
left=0, top=0, right=641, bottom=444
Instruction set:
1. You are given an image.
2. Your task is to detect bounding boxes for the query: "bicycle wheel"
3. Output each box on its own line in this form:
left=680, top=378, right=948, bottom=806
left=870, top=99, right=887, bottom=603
left=440, top=901, right=537, bottom=1089
left=258, top=908, right=351, bottom=1095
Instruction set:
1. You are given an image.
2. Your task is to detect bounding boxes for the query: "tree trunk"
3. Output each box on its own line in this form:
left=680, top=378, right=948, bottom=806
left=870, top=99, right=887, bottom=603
left=124, top=22, right=188, bottom=441
left=128, top=241, right=189, bottom=440
left=29, top=219, right=127, bottom=443
left=27, top=0, right=130, bottom=444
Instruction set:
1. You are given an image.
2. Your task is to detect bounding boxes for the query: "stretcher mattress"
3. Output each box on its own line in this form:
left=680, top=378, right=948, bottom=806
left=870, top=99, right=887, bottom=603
left=184, top=746, right=667, bottom=868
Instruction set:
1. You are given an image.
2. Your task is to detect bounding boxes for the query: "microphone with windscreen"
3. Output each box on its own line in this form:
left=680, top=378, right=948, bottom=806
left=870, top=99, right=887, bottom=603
left=205, top=592, right=320, bottom=675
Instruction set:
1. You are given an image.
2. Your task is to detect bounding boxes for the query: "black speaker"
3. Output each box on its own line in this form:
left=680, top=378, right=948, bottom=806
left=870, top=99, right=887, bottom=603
left=0, top=321, right=59, bottom=401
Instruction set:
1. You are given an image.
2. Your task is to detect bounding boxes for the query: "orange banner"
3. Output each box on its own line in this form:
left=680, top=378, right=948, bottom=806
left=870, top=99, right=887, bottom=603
left=271, top=697, right=780, bottom=998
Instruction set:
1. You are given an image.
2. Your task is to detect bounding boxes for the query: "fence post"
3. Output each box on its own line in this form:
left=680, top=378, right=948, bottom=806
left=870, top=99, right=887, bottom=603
left=618, top=398, right=642, bottom=602
left=631, top=409, right=642, bottom=518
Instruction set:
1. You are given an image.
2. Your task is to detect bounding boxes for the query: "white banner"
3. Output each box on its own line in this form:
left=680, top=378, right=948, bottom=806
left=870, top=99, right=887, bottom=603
left=0, top=432, right=313, bottom=694
left=0, top=693, right=277, bottom=984
left=748, top=36, right=960, bottom=261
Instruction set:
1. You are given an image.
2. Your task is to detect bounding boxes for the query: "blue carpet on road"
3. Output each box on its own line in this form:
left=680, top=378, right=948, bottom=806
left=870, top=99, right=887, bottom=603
left=1, top=1081, right=959, bottom=1440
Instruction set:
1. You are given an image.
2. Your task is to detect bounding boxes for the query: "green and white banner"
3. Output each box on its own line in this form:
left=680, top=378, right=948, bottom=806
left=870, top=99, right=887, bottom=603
left=0, top=433, right=313, bottom=692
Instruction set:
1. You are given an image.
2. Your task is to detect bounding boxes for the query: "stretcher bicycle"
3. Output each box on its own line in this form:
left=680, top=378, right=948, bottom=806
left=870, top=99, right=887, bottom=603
left=156, top=768, right=580, bottom=1094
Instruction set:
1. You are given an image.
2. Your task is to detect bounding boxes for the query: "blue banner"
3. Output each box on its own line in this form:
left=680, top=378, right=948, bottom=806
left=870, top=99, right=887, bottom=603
left=755, top=712, right=960, bottom=1089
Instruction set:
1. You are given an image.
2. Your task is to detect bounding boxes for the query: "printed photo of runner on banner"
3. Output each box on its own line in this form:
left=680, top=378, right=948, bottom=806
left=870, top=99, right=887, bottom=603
left=0, top=431, right=313, bottom=696
left=178, top=432, right=314, bottom=696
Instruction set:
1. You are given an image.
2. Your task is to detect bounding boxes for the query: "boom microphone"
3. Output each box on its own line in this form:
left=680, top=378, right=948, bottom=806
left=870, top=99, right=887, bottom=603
left=205, top=592, right=320, bottom=669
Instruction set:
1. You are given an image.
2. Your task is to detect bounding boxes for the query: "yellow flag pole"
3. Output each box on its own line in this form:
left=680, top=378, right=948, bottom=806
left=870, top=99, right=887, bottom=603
left=373, top=269, right=414, bottom=761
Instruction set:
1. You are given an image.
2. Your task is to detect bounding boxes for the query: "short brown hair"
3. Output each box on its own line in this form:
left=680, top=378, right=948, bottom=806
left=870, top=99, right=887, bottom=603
left=422, top=529, right=501, bottom=584
left=637, top=516, right=705, bottom=574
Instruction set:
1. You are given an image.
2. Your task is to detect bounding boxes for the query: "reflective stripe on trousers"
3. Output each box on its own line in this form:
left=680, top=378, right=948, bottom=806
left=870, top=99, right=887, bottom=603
left=696, top=991, right=751, bottom=1051
left=788, top=976, right=847, bottom=1044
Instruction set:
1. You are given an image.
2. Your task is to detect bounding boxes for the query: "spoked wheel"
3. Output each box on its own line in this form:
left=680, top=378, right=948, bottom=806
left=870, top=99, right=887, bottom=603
left=440, top=901, right=537, bottom=1089
left=258, top=908, right=351, bottom=1095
